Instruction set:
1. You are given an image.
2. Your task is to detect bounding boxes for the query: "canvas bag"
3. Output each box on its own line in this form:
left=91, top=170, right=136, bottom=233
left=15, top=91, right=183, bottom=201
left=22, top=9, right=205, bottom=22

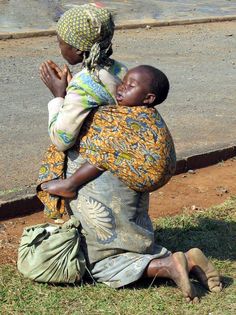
left=17, top=216, right=86, bottom=283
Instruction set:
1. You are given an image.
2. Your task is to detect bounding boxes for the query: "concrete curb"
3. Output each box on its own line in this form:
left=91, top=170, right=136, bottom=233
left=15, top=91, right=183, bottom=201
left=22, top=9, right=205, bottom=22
left=0, top=15, right=236, bottom=40
left=0, top=145, right=235, bottom=220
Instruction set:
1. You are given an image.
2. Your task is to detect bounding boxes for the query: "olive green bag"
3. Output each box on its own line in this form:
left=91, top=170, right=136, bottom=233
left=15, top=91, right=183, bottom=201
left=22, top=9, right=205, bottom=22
left=17, top=216, right=86, bottom=283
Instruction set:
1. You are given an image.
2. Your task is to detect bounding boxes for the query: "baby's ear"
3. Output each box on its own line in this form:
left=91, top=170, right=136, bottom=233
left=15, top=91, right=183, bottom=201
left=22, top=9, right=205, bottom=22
left=144, top=93, right=156, bottom=105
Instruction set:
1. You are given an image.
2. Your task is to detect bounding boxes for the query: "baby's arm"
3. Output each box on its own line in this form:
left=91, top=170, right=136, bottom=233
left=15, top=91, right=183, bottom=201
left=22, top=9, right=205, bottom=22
left=41, top=162, right=104, bottom=198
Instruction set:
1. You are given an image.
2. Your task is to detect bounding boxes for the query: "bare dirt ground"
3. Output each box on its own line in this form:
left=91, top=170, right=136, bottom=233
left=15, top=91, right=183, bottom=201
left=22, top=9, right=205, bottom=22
left=0, top=158, right=236, bottom=265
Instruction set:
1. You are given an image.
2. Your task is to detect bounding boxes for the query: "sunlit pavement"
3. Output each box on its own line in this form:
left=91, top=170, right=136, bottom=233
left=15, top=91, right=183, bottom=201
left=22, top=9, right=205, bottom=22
left=0, top=0, right=235, bottom=33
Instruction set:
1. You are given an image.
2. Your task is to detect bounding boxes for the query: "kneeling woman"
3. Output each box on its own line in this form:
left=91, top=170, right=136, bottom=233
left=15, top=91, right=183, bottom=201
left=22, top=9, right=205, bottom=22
left=39, top=4, right=222, bottom=302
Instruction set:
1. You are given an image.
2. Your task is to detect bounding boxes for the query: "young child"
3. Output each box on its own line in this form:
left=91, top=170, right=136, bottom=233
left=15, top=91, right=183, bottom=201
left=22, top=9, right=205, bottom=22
left=41, top=65, right=176, bottom=198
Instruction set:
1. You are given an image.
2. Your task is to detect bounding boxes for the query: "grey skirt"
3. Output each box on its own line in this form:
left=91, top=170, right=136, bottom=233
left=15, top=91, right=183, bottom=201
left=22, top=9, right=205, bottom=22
left=66, top=149, right=170, bottom=288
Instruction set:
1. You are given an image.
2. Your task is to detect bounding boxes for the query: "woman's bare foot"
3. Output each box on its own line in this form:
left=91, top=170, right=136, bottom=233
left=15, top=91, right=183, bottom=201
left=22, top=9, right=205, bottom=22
left=171, top=252, right=199, bottom=302
left=41, top=179, right=77, bottom=198
left=186, top=248, right=222, bottom=293
left=146, top=252, right=199, bottom=302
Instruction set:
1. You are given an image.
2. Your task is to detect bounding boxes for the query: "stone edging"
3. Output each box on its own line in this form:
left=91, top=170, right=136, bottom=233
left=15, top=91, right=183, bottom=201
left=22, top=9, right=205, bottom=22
left=0, top=145, right=235, bottom=220
left=0, top=15, right=236, bottom=40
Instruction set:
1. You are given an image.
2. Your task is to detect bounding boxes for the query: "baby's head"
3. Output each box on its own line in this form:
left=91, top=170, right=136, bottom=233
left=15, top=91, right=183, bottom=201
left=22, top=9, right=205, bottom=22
left=116, top=65, right=169, bottom=107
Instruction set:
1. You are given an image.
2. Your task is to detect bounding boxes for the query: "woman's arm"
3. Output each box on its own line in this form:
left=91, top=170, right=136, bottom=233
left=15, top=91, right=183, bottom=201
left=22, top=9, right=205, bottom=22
left=47, top=94, right=91, bottom=151
left=41, top=60, right=86, bottom=151
left=40, top=62, right=94, bottom=151
left=40, top=61, right=117, bottom=151
left=40, top=61, right=91, bottom=151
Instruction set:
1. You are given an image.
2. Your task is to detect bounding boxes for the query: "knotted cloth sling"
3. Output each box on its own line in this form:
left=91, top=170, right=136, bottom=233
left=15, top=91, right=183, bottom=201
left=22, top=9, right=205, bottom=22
left=17, top=216, right=86, bottom=283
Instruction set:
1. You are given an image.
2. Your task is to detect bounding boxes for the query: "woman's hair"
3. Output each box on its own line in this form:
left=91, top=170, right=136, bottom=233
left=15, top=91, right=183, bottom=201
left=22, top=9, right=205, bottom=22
left=57, top=4, right=114, bottom=70
left=138, top=65, right=170, bottom=105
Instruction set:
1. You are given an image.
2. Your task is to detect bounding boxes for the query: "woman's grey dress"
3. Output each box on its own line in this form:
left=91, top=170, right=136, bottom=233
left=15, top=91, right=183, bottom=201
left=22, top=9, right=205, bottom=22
left=67, top=149, right=170, bottom=288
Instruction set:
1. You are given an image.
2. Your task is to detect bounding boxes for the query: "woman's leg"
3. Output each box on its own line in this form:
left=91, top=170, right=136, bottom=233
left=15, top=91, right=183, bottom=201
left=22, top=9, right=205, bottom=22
left=143, top=252, right=199, bottom=302
left=185, top=248, right=222, bottom=293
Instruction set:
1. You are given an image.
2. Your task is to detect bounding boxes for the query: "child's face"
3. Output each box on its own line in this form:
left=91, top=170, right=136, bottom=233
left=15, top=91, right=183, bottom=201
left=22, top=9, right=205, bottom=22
left=116, top=68, right=153, bottom=107
left=57, top=36, right=84, bottom=65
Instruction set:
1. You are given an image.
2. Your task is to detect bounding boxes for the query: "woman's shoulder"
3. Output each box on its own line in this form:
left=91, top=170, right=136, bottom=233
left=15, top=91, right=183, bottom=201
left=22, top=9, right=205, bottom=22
left=70, top=61, right=127, bottom=84
left=70, top=68, right=88, bottom=82
left=68, top=68, right=99, bottom=90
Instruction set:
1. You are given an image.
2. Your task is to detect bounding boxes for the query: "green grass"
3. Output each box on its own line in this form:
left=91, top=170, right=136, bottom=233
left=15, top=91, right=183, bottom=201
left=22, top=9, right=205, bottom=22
left=1, top=197, right=236, bottom=315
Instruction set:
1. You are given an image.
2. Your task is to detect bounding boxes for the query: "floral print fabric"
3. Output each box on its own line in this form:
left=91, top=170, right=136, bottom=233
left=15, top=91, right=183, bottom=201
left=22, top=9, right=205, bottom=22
left=78, top=105, right=176, bottom=191
left=37, top=144, right=66, bottom=218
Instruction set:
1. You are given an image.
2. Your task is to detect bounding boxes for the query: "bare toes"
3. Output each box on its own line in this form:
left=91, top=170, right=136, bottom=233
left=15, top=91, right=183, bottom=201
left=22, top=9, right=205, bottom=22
left=192, top=296, right=200, bottom=303
left=172, top=252, right=198, bottom=302
left=209, top=281, right=222, bottom=293
left=186, top=296, right=199, bottom=304
left=186, top=248, right=222, bottom=293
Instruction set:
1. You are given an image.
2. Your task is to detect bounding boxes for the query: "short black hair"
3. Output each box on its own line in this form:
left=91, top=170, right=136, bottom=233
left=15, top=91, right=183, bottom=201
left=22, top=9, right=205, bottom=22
left=136, top=65, right=170, bottom=105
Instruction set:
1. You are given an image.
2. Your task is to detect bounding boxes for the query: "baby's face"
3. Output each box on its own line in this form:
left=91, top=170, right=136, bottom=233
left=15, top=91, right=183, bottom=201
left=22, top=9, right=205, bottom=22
left=116, top=68, right=152, bottom=107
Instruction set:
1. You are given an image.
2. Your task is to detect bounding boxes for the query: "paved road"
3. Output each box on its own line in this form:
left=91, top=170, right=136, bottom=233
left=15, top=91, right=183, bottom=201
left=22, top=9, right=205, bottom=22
left=0, top=21, right=235, bottom=194
left=0, top=0, right=235, bottom=33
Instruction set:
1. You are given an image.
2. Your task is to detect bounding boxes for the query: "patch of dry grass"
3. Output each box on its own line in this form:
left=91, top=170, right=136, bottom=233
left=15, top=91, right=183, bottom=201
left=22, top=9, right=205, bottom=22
left=1, top=197, right=235, bottom=315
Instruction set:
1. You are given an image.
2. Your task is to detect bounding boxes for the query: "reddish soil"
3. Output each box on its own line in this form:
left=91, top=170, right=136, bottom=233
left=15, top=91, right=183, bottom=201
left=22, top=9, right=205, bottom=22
left=1, top=158, right=236, bottom=265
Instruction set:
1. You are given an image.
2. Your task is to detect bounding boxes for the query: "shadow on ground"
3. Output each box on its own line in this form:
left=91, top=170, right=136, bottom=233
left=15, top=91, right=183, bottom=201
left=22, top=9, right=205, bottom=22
left=154, top=216, right=235, bottom=261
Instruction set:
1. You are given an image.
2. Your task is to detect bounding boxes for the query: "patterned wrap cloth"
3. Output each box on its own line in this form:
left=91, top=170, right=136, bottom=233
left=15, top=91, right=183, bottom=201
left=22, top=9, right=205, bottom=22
left=37, top=145, right=66, bottom=218
left=78, top=105, right=176, bottom=191
left=57, top=4, right=115, bottom=69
